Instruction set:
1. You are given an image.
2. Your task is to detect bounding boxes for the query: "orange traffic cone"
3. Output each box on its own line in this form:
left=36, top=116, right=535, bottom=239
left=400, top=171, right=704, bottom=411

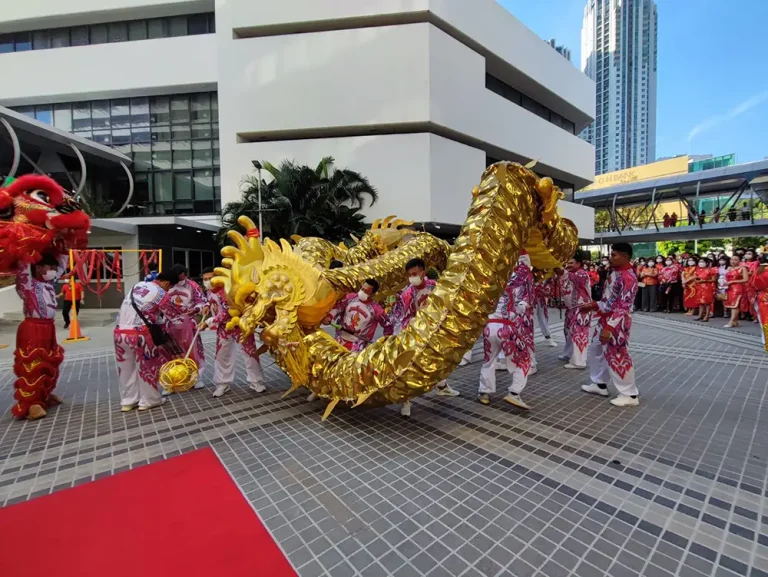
left=63, top=308, right=89, bottom=343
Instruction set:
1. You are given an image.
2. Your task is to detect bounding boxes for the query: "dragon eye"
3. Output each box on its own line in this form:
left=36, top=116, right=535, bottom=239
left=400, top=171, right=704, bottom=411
left=30, top=190, right=50, bottom=204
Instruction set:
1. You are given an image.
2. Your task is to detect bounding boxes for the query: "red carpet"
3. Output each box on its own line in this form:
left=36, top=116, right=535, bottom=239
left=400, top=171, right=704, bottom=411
left=0, top=448, right=297, bottom=577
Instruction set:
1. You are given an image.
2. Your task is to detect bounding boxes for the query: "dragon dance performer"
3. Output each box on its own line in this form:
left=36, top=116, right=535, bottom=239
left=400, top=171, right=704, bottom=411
left=325, top=279, right=393, bottom=352
left=392, top=258, right=460, bottom=417
left=166, top=263, right=207, bottom=392
left=478, top=253, right=535, bottom=409
left=750, top=259, right=768, bottom=351
left=202, top=268, right=267, bottom=398
left=581, top=243, right=640, bottom=407
left=534, top=276, right=558, bottom=348
left=11, top=253, right=69, bottom=420
left=557, top=257, right=592, bottom=370
left=115, top=271, right=181, bottom=412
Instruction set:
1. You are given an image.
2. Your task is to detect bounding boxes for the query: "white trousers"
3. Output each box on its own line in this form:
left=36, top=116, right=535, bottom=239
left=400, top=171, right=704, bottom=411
left=562, top=335, right=587, bottom=367
left=536, top=304, right=551, bottom=339
left=118, top=349, right=163, bottom=408
left=586, top=329, right=638, bottom=397
left=479, top=330, right=527, bottom=395
left=213, top=334, right=264, bottom=386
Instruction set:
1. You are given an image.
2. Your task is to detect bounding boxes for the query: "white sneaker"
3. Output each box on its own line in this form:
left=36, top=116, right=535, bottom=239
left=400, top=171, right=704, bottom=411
left=249, top=381, right=266, bottom=393
left=495, top=362, right=507, bottom=371
left=459, top=358, right=469, bottom=367
left=212, top=384, right=230, bottom=398
left=193, top=381, right=206, bottom=390
left=307, top=392, right=318, bottom=402
left=610, top=395, right=639, bottom=407
left=564, top=364, right=586, bottom=370
left=581, top=383, right=610, bottom=397
left=557, top=355, right=569, bottom=361
left=138, top=397, right=168, bottom=411
left=546, top=338, right=558, bottom=347
left=161, top=388, right=172, bottom=397
left=400, top=401, right=412, bottom=417
left=503, top=393, right=530, bottom=410
left=436, top=384, right=460, bottom=397
left=528, top=366, right=538, bottom=376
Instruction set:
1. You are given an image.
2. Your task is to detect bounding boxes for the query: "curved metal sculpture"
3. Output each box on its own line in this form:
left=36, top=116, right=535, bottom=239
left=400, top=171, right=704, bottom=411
left=213, top=162, right=578, bottom=418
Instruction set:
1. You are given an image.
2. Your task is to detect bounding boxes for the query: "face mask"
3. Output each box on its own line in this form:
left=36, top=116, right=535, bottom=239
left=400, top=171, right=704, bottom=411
left=408, top=275, right=423, bottom=287
left=745, top=253, right=754, bottom=261
left=719, top=261, right=727, bottom=266
left=203, top=280, right=212, bottom=290
left=638, top=261, right=646, bottom=266
left=656, top=258, right=663, bottom=263
left=687, top=260, right=696, bottom=266
left=43, top=270, right=57, bottom=282
left=665, top=260, right=672, bottom=266
left=698, top=262, right=707, bottom=268
left=602, top=260, right=609, bottom=265
left=357, top=290, right=369, bottom=302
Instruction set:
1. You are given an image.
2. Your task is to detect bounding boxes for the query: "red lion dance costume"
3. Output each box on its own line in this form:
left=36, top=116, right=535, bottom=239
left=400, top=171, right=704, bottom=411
left=0, top=175, right=90, bottom=420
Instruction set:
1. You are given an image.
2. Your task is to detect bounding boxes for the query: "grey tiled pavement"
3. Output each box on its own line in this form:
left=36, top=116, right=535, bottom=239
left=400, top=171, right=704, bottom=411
left=1, top=312, right=767, bottom=577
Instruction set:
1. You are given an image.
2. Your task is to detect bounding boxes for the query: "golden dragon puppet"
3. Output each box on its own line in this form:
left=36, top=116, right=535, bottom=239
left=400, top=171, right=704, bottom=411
left=213, top=162, right=578, bottom=419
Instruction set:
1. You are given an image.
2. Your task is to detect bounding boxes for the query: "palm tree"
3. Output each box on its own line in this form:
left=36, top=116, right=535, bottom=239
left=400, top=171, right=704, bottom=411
left=217, top=157, right=378, bottom=246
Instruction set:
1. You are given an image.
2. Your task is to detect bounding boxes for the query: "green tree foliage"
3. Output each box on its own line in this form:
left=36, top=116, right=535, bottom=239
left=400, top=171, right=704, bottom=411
left=217, top=157, right=378, bottom=246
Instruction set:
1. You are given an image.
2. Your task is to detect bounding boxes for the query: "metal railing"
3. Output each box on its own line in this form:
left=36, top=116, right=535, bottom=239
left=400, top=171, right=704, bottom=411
left=596, top=205, right=768, bottom=233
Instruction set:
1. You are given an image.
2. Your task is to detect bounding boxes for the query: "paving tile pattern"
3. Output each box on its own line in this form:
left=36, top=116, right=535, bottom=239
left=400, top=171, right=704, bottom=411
left=1, top=315, right=767, bottom=577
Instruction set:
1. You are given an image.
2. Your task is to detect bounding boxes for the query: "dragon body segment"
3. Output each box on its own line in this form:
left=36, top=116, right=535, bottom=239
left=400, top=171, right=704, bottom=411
left=213, top=162, right=578, bottom=417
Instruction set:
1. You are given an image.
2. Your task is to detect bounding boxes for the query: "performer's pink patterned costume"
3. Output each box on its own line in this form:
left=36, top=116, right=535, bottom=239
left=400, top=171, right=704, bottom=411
left=207, top=286, right=263, bottom=388
left=114, top=281, right=180, bottom=408
left=560, top=268, right=592, bottom=367
left=391, top=279, right=436, bottom=333
left=327, top=293, right=393, bottom=352
left=479, top=260, right=535, bottom=396
left=167, top=278, right=207, bottom=372
left=587, top=264, right=638, bottom=396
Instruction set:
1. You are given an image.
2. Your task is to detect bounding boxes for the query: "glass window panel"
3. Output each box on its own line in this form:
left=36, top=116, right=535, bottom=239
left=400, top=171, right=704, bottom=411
left=208, top=14, right=216, bottom=33
left=193, top=169, right=214, bottom=199
left=154, top=172, right=173, bottom=202
left=187, top=250, right=202, bottom=278
left=213, top=168, right=220, bottom=187
left=202, top=251, right=214, bottom=270
left=0, top=34, right=14, bottom=54
left=110, top=99, right=130, bottom=128
left=91, top=100, right=110, bottom=129
left=190, top=93, right=210, bottom=122
left=35, top=106, right=53, bottom=125
left=172, top=140, right=192, bottom=169
left=174, top=172, right=193, bottom=199
left=169, top=17, right=187, bottom=37
left=130, top=97, right=150, bottom=126
left=70, top=26, right=89, bottom=46
left=170, top=96, right=189, bottom=124
left=108, top=22, right=128, bottom=43
left=128, top=20, right=148, bottom=41
left=72, top=102, right=91, bottom=131
left=151, top=143, right=171, bottom=169
left=114, top=144, right=132, bottom=156
left=90, top=24, right=108, bottom=44
left=191, top=123, right=212, bottom=140
left=132, top=144, right=152, bottom=170
left=33, top=30, right=51, bottom=50
left=212, top=139, right=220, bottom=166
left=211, top=122, right=219, bottom=137
left=75, top=130, right=93, bottom=139
left=147, top=19, right=167, bottom=39
left=151, top=125, right=171, bottom=142
left=51, top=28, right=70, bottom=48
left=211, top=93, right=218, bottom=121
left=188, top=14, right=209, bottom=35
left=14, top=32, right=32, bottom=51
left=92, top=130, right=112, bottom=145
left=112, top=128, right=131, bottom=145
left=150, top=96, right=170, bottom=125
left=132, top=127, right=151, bottom=143
left=192, top=142, right=212, bottom=167
left=171, top=125, right=191, bottom=140
left=54, top=104, right=72, bottom=131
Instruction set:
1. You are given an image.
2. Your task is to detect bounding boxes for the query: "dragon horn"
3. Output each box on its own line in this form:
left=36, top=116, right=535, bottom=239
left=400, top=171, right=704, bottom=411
left=371, top=218, right=382, bottom=229
left=381, top=215, right=397, bottom=228
left=237, top=215, right=257, bottom=231
left=321, top=399, right=340, bottom=421
left=525, top=159, right=539, bottom=169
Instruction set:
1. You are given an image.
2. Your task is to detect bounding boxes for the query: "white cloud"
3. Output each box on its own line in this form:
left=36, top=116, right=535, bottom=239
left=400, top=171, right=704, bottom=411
left=688, top=89, right=768, bottom=142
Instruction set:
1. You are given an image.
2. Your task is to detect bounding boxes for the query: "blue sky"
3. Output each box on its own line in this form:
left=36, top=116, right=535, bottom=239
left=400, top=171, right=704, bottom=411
left=499, top=0, right=768, bottom=164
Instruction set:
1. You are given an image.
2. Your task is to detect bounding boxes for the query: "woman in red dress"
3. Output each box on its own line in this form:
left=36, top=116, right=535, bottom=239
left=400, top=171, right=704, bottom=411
left=694, top=257, right=717, bottom=321
left=682, top=257, right=698, bottom=315
left=749, top=259, right=768, bottom=350
left=725, top=255, right=750, bottom=328
left=743, top=249, right=759, bottom=321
